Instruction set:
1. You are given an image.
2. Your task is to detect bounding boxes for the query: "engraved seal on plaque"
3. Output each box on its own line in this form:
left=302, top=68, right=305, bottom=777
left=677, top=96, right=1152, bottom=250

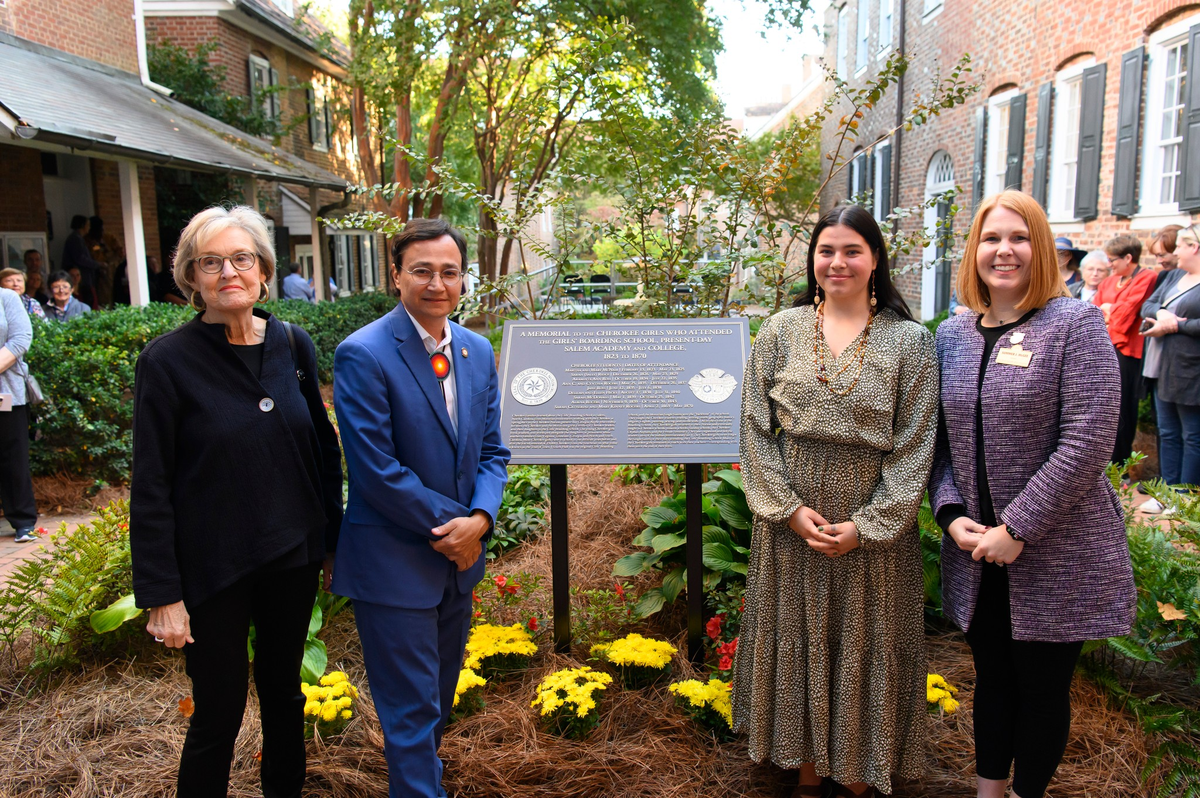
left=511, top=367, right=558, bottom=406
left=687, top=368, right=737, bottom=404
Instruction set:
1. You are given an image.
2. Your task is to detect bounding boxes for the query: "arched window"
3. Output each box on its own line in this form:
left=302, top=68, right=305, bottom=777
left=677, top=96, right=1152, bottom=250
left=1047, top=56, right=1095, bottom=221
left=921, top=151, right=955, bottom=320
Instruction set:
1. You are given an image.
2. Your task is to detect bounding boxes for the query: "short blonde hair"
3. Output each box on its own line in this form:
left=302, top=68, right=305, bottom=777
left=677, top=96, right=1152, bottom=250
left=173, top=205, right=276, bottom=308
left=956, top=190, right=1068, bottom=313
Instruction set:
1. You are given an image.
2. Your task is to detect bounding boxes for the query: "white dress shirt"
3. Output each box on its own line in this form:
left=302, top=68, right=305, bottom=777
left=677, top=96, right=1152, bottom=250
left=404, top=305, right=457, bottom=438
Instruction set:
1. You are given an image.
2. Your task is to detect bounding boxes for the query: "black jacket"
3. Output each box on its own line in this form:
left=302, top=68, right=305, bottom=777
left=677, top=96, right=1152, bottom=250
left=1141, top=268, right=1200, bottom=406
left=130, top=309, right=343, bottom=609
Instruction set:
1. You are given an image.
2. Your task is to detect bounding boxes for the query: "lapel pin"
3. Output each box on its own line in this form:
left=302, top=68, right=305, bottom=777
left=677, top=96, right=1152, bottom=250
left=461, top=347, right=469, bottom=358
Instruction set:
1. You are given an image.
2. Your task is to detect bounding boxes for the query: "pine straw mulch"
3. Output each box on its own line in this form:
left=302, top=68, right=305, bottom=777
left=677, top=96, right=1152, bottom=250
left=0, top=465, right=1152, bottom=797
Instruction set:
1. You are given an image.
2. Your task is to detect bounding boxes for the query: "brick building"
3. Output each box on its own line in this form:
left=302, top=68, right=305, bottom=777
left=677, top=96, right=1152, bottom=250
left=0, top=0, right=357, bottom=307
left=143, top=0, right=385, bottom=297
left=817, top=0, right=1200, bottom=320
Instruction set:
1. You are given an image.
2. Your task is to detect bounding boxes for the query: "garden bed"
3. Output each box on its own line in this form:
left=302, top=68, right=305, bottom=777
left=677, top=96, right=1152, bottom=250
left=0, top=466, right=1154, bottom=797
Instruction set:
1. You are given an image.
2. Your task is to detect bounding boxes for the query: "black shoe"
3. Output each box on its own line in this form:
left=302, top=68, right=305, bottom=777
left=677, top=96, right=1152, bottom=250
left=13, top=528, right=38, bottom=543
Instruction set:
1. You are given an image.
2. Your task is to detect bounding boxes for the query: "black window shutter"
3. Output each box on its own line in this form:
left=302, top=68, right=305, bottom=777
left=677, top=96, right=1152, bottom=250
left=306, top=88, right=318, bottom=144
left=1179, top=24, right=1200, bottom=212
left=324, top=103, right=333, bottom=149
left=269, top=67, right=280, bottom=119
left=248, top=60, right=258, bottom=106
left=1074, top=63, right=1107, bottom=221
left=1112, top=47, right=1145, bottom=217
left=879, top=143, right=892, bottom=219
left=1005, top=93, right=1027, bottom=190
left=972, top=105, right=987, bottom=212
left=1032, top=83, right=1053, bottom=208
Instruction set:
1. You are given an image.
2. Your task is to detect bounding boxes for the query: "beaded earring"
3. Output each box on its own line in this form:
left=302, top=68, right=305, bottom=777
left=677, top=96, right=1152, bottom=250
left=870, top=272, right=877, bottom=309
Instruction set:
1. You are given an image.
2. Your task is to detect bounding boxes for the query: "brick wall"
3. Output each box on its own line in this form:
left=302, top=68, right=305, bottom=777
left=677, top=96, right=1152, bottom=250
left=6, top=0, right=138, bottom=73
left=817, top=0, right=1200, bottom=315
left=144, top=15, right=361, bottom=187
left=0, top=145, right=46, bottom=231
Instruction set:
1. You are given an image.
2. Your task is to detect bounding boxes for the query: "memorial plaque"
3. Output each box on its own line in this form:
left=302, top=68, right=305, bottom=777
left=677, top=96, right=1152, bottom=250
left=498, top=318, right=751, bottom=464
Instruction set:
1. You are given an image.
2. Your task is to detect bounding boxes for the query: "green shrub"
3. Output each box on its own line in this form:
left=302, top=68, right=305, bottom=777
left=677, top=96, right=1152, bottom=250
left=25, top=293, right=396, bottom=482
left=488, top=465, right=550, bottom=557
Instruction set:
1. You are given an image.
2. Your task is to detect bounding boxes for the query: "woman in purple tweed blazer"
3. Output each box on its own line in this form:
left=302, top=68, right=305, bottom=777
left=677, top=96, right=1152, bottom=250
left=929, top=191, right=1135, bottom=798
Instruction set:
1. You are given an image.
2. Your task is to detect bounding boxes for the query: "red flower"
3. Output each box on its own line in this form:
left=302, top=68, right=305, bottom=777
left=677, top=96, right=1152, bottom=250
left=493, top=575, right=507, bottom=588
left=527, top=617, right=539, bottom=632
left=614, top=582, right=626, bottom=600
left=740, top=597, right=744, bottom=612
left=706, top=613, right=725, bottom=641
left=473, top=610, right=483, bottom=618
left=505, top=584, right=519, bottom=595
left=718, top=655, right=733, bottom=671
left=717, top=637, right=739, bottom=657
left=472, top=591, right=480, bottom=603
left=731, top=463, right=741, bottom=471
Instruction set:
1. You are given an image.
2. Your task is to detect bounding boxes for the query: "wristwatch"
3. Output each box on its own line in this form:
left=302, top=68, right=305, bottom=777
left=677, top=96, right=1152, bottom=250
left=1004, top=525, right=1021, bottom=541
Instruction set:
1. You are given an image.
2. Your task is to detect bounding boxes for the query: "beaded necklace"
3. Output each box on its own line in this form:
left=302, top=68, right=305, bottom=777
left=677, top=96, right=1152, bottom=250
left=813, top=302, right=876, bottom=396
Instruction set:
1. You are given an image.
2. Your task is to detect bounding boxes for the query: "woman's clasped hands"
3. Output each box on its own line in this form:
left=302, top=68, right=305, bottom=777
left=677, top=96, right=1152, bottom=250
left=789, top=506, right=860, bottom=558
left=946, top=517, right=1025, bottom=565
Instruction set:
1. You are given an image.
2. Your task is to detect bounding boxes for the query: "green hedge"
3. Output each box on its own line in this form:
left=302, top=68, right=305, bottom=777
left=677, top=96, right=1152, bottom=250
left=25, top=292, right=397, bottom=483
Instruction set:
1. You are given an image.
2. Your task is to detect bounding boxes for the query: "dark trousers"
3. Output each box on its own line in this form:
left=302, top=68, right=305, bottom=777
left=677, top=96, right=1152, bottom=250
left=178, top=562, right=319, bottom=798
left=0, top=404, right=37, bottom=531
left=1113, top=350, right=1144, bottom=464
left=965, top=564, right=1083, bottom=798
left=353, top=568, right=472, bottom=798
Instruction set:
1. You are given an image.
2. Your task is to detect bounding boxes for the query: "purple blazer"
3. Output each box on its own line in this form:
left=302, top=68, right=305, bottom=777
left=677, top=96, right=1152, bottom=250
left=930, top=297, right=1136, bottom=641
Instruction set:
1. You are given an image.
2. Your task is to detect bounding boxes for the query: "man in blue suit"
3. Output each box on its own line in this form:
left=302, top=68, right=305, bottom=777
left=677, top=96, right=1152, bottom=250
left=331, top=218, right=509, bottom=798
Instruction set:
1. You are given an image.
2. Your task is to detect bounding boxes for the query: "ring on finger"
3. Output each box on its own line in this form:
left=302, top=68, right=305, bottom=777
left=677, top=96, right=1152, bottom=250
left=154, top=636, right=164, bottom=642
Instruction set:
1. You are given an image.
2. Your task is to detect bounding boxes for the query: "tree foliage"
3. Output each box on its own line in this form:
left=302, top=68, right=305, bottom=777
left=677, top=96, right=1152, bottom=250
left=147, top=39, right=280, bottom=138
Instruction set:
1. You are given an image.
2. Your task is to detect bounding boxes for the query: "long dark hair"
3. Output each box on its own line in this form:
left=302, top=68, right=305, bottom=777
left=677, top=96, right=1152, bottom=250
left=794, top=205, right=914, bottom=322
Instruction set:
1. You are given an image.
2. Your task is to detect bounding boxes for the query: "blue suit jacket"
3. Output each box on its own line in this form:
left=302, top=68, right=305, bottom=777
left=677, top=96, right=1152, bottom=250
left=331, top=304, right=509, bottom=608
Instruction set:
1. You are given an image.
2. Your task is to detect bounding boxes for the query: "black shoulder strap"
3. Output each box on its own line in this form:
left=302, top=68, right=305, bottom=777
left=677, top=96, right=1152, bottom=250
left=281, top=321, right=305, bottom=382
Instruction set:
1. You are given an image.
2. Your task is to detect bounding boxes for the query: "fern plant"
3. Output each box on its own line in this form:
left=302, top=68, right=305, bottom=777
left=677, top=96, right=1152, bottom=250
left=0, top=500, right=133, bottom=678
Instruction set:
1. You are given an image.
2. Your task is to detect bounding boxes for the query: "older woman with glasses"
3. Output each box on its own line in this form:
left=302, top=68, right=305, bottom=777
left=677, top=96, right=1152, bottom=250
left=1141, top=225, right=1200, bottom=504
left=130, top=205, right=343, bottom=797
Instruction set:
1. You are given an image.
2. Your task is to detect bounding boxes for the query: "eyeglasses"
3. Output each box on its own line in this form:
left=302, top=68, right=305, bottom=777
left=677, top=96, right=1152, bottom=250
left=404, top=267, right=462, bottom=286
left=194, top=252, right=258, bottom=274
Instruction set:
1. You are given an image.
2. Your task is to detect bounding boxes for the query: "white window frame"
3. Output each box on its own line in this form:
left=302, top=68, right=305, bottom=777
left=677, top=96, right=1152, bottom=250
left=1138, top=13, right=1198, bottom=221
left=359, top=234, right=380, bottom=292
left=1048, top=58, right=1094, bottom=223
left=311, top=81, right=329, bottom=153
left=270, top=0, right=294, bottom=15
left=248, top=54, right=276, bottom=119
left=985, top=88, right=1018, bottom=197
left=836, top=6, right=849, bottom=80
left=923, top=0, right=944, bottom=22
left=873, top=140, right=891, bottom=221
left=855, top=0, right=870, bottom=74
left=877, top=0, right=893, bottom=55
left=920, top=151, right=955, bottom=321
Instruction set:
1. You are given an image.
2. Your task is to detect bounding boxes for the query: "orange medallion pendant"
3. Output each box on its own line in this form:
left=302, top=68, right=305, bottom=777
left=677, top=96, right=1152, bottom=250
left=430, top=351, right=451, bottom=382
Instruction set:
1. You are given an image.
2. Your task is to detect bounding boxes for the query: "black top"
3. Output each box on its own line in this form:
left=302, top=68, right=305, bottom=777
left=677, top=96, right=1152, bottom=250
left=130, top=309, right=343, bottom=609
left=231, top=342, right=265, bottom=380
left=1141, top=268, right=1200, bottom=405
left=61, top=231, right=105, bottom=287
left=936, top=309, right=1038, bottom=531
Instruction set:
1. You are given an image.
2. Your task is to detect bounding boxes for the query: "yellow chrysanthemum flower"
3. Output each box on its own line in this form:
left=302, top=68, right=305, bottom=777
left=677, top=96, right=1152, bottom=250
left=320, top=702, right=340, bottom=722
left=303, top=700, right=320, bottom=717
left=340, top=709, right=353, bottom=720
left=602, top=633, right=676, bottom=669
left=462, top=624, right=538, bottom=670
left=453, top=668, right=488, bottom=707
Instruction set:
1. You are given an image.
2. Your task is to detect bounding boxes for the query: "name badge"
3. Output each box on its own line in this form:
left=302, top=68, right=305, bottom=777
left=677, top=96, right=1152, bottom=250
left=996, top=343, right=1033, bottom=368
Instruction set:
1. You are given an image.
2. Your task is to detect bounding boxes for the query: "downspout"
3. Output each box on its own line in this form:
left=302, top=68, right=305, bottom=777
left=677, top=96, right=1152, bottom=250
left=892, top=0, right=907, bottom=216
left=133, top=0, right=175, bottom=96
